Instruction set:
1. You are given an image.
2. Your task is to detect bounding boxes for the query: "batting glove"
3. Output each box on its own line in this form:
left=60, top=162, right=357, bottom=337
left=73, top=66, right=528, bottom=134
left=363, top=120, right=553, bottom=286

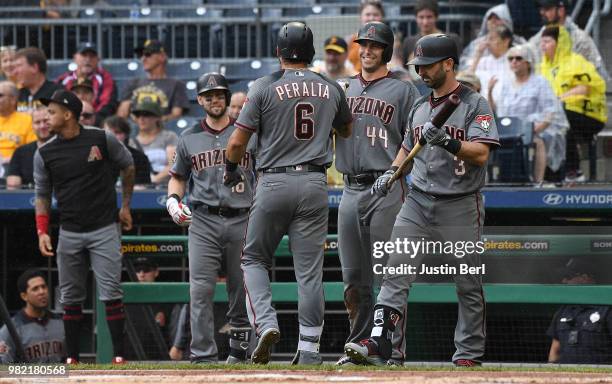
left=422, top=122, right=449, bottom=146
left=166, top=195, right=192, bottom=227
left=371, top=169, right=395, bottom=197
left=223, top=162, right=243, bottom=188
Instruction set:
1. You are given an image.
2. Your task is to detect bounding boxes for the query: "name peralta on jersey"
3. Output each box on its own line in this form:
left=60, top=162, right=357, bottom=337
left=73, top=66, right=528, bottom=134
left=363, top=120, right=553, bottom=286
left=335, top=72, right=419, bottom=175
left=170, top=120, right=256, bottom=209
left=235, top=69, right=352, bottom=170
left=0, top=311, right=65, bottom=363
left=403, top=84, right=500, bottom=195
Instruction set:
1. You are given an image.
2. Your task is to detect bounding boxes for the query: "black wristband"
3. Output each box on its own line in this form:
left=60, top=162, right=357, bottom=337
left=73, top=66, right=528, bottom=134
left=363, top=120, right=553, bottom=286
left=442, top=138, right=462, bottom=155
left=390, top=166, right=399, bottom=172
left=226, top=161, right=238, bottom=172
left=168, top=193, right=181, bottom=202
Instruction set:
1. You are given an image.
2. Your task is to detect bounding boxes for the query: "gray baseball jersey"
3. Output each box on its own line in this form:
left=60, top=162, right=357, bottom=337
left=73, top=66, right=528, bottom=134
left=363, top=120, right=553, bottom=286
left=237, top=69, right=351, bottom=354
left=235, top=70, right=352, bottom=170
left=0, top=310, right=65, bottom=363
left=171, top=119, right=256, bottom=209
left=336, top=72, right=419, bottom=174
left=403, top=84, right=500, bottom=195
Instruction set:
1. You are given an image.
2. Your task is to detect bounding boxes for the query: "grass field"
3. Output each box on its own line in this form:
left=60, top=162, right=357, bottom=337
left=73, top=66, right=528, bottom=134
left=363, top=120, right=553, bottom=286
left=3, top=363, right=612, bottom=384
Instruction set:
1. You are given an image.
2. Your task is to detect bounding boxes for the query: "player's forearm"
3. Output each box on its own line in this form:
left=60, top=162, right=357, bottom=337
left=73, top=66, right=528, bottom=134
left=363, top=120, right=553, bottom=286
left=391, top=148, right=412, bottom=175
left=35, top=197, right=51, bottom=216
left=168, top=176, right=187, bottom=199
left=455, top=141, right=490, bottom=167
left=120, top=165, right=135, bottom=208
left=548, top=339, right=561, bottom=363
left=226, top=129, right=251, bottom=164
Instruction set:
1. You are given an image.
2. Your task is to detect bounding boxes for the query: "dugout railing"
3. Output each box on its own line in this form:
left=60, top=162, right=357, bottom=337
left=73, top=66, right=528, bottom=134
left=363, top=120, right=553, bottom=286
left=95, top=234, right=612, bottom=363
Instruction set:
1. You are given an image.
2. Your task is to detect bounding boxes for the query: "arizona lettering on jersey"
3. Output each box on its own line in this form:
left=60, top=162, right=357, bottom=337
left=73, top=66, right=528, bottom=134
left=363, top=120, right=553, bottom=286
left=191, top=149, right=252, bottom=172
left=24, top=340, right=64, bottom=361
left=347, top=96, right=396, bottom=125
left=413, top=124, right=466, bottom=142
left=275, top=81, right=330, bottom=100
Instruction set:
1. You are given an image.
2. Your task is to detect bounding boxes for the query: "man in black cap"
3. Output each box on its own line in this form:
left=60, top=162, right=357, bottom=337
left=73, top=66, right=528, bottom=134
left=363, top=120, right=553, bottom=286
left=117, top=39, right=189, bottom=122
left=57, top=42, right=118, bottom=121
left=547, top=258, right=612, bottom=364
left=33, top=89, right=135, bottom=365
left=311, top=36, right=356, bottom=81
left=528, top=0, right=608, bottom=80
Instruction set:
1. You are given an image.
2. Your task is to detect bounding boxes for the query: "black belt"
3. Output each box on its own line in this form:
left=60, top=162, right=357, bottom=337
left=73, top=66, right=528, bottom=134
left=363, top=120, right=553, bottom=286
left=344, top=171, right=385, bottom=186
left=261, top=164, right=326, bottom=174
left=193, top=204, right=249, bottom=217
left=410, top=185, right=476, bottom=199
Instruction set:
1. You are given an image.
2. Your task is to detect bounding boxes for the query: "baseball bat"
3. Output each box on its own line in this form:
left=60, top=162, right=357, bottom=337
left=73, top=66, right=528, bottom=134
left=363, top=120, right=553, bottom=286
left=0, top=294, right=26, bottom=362
left=386, top=93, right=461, bottom=188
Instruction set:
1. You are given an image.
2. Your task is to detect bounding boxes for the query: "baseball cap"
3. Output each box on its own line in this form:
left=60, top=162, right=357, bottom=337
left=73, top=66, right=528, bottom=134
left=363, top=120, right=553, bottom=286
left=40, top=89, right=83, bottom=120
left=72, top=78, right=94, bottom=93
left=76, top=42, right=97, bottom=55
left=133, top=256, right=158, bottom=270
left=134, top=39, right=165, bottom=57
left=537, top=0, right=568, bottom=8
left=132, top=100, right=162, bottom=117
left=324, top=36, right=348, bottom=54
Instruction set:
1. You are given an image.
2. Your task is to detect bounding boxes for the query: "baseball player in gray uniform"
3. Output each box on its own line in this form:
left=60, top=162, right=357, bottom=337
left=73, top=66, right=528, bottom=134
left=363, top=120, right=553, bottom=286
left=345, top=34, right=499, bottom=367
left=0, top=270, right=65, bottom=363
left=167, top=72, right=255, bottom=364
left=335, top=21, right=418, bottom=366
left=223, top=22, right=352, bottom=365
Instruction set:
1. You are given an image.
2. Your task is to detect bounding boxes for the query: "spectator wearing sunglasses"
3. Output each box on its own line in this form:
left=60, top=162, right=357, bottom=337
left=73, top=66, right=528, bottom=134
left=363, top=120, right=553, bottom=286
left=132, top=100, right=177, bottom=185
left=117, top=40, right=189, bottom=122
left=489, top=44, right=568, bottom=186
left=79, top=101, right=97, bottom=127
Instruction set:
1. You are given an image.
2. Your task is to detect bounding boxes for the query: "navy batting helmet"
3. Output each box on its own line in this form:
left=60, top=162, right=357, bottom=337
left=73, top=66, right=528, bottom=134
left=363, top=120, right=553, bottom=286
left=407, top=33, right=459, bottom=69
left=197, top=72, right=231, bottom=104
left=354, top=21, right=394, bottom=64
left=277, top=22, right=315, bottom=64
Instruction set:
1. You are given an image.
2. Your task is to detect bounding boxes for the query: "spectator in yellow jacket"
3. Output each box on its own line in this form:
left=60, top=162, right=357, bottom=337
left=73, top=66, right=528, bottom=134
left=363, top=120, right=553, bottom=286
left=539, top=26, right=607, bottom=183
left=0, top=81, right=35, bottom=172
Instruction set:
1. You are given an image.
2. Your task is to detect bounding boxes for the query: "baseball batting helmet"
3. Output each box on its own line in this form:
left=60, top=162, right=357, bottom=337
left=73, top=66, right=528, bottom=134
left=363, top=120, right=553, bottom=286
left=197, top=72, right=231, bottom=104
left=407, top=33, right=459, bottom=68
left=354, top=21, right=394, bottom=64
left=277, top=22, right=315, bottom=64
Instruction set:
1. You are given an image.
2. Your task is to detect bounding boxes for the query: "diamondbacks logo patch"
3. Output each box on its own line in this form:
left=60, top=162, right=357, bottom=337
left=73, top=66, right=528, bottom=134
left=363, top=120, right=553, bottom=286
left=87, top=145, right=103, bottom=162
left=415, top=44, right=423, bottom=57
left=366, top=26, right=376, bottom=38
left=207, top=76, right=218, bottom=87
left=475, top=114, right=493, bottom=133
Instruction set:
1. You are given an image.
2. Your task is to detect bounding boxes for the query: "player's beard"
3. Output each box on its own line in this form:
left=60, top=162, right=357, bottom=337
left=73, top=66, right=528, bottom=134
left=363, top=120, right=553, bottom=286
left=421, top=65, right=446, bottom=89
left=205, top=105, right=227, bottom=119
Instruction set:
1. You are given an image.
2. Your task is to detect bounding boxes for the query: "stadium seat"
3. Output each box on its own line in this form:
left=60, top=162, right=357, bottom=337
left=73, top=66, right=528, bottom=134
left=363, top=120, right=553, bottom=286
left=219, top=59, right=280, bottom=81
left=165, top=117, right=199, bottom=135
left=103, top=61, right=146, bottom=80
left=47, top=60, right=73, bottom=81
left=491, top=116, right=534, bottom=183
left=283, top=7, right=314, bottom=17
left=166, top=60, right=220, bottom=81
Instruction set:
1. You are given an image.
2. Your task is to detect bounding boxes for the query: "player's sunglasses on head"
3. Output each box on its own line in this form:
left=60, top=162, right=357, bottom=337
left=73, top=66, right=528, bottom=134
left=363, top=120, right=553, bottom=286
left=508, top=56, right=523, bottom=62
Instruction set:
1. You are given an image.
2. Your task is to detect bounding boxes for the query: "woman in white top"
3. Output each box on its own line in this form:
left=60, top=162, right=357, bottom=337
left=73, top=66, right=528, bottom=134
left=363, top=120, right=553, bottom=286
left=489, top=44, right=568, bottom=185
left=470, top=24, right=514, bottom=102
left=133, top=100, right=178, bottom=185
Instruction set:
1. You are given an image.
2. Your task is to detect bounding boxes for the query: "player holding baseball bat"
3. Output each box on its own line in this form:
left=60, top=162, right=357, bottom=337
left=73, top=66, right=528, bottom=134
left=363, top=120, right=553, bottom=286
left=345, top=33, right=500, bottom=367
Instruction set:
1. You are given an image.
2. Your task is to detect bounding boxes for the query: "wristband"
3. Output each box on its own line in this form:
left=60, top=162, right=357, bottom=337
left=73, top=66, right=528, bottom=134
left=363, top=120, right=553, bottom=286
left=442, top=138, right=462, bottom=155
left=226, top=161, right=238, bottom=172
left=36, top=214, right=49, bottom=236
left=168, top=193, right=181, bottom=202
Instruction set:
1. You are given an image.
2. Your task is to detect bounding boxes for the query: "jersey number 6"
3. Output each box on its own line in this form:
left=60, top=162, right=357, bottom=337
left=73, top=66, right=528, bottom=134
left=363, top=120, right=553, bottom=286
left=294, top=103, right=314, bottom=140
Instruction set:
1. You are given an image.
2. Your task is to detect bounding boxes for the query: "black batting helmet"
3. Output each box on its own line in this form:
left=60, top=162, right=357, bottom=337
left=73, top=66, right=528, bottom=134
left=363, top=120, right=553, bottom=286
left=197, top=72, right=231, bottom=104
left=354, top=21, right=394, bottom=64
left=277, top=22, right=315, bottom=64
left=407, top=33, right=459, bottom=69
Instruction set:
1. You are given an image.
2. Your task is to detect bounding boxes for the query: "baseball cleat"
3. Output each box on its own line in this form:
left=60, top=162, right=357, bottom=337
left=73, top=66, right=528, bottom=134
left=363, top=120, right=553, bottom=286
left=65, top=357, right=79, bottom=365
left=111, top=356, right=126, bottom=365
left=251, top=327, right=280, bottom=364
left=454, top=359, right=482, bottom=367
left=387, top=358, right=404, bottom=367
left=344, top=339, right=387, bottom=366
left=226, top=354, right=248, bottom=364
left=336, top=354, right=360, bottom=366
left=291, top=350, right=322, bottom=365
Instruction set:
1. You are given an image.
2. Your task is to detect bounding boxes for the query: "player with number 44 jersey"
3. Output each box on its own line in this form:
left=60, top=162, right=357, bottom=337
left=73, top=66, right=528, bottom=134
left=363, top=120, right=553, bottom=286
left=334, top=21, right=419, bottom=366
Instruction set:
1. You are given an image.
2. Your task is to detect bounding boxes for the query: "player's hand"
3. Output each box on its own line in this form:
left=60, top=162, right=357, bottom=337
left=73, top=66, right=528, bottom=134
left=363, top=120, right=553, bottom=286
left=166, top=196, right=192, bottom=227
left=38, top=233, right=54, bottom=257
left=119, top=206, right=133, bottom=231
left=422, top=122, right=449, bottom=146
left=223, top=166, right=243, bottom=188
left=371, top=169, right=395, bottom=197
